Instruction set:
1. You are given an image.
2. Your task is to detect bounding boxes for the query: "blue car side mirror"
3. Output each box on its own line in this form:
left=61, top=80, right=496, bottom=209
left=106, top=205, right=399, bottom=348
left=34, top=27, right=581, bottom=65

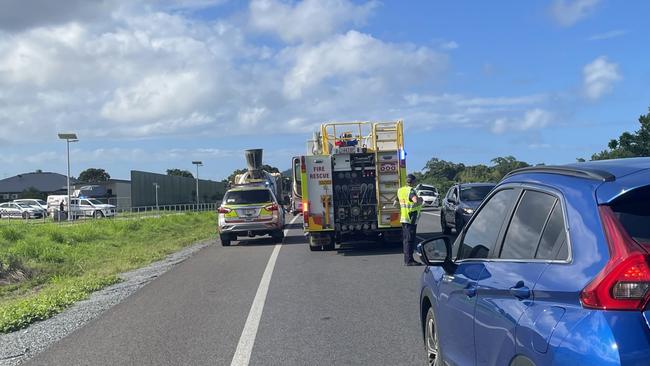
left=416, top=236, right=457, bottom=273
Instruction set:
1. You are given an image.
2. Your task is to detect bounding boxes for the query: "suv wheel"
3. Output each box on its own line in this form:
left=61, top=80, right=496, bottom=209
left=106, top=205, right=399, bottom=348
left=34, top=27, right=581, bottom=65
left=454, top=213, right=465, bottom=233
left=440, top=213, right=451, bottom=235
left=22, top=212, right=29, bottom=220
left=424, top=307, right=442, bottom=366
left=220, top=234, right=231, bottom=246
left=94, top=210, right=104, bottom=219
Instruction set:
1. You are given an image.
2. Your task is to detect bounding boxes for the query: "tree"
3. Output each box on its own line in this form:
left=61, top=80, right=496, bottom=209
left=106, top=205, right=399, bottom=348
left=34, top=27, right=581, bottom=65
left=78, top=168, right=111, bottom=183
left=592, top=107, right=650, bottom=160
left=166, top=169, right=194, bottom=178
left=490, top=156, right=530, bottom=181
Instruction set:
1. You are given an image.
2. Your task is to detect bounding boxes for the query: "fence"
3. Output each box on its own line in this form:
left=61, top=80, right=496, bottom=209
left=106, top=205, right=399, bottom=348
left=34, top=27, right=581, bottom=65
left=0, top=202, right=218, bottom=225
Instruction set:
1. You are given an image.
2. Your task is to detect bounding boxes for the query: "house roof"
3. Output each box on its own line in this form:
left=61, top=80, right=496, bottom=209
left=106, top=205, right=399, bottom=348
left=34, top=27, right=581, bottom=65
left=0, top=172, right=76, bottom=193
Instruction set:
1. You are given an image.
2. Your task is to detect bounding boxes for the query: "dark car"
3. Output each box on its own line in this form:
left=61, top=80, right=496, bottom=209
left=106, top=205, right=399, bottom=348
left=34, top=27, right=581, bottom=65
left=416, top=159, right=650, bottom=365
left=440, top=183, right=495, bottom=234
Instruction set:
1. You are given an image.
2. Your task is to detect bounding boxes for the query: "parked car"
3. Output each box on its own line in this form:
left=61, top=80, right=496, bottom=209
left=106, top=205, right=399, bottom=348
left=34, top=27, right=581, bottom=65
left=13, top=198, right=48, bottom=211
left=218, top=185, right=285, bottom=246
left=416, top=184, right=439, bottom=207
left=416, top=159, right=650, bottom=366
left=46, top=195, right=116, bottom=219
left=0, top=202, right=44, bottom=219
left=440, top=183, right=495, bottom=233
left=73, top=198, right=116, bottom=218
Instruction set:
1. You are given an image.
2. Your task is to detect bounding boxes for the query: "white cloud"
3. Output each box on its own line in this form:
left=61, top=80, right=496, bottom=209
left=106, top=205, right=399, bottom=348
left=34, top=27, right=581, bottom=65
left=550, top=0, right=600, bottom=27
left=282, top=30, right=447, bottom=99
left=582, top=56, right=621, bottom=100
left=588, top=29, right=628, bottom=41
left=491, top=109, right=553, bottom=134
left=440, top=41, right=459, bottom=50
left=249, top=0, right=377, bottom=43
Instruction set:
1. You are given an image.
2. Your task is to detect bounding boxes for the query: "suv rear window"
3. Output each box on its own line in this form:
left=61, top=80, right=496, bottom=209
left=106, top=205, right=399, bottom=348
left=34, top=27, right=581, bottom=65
left=224, top=190, right=272, bottom=205
left=460, top=186, right=494, bottom=201
left=611, top=185, right=650, bottom=245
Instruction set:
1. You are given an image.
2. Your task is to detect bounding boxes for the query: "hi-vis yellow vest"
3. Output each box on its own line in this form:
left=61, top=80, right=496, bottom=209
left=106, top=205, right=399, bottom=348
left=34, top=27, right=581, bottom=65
left=398, top=186, right=421, bottom=224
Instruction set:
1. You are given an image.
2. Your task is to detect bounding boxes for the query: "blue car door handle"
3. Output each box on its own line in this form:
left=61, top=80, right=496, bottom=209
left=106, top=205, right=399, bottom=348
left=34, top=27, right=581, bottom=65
left=509, top=284, right=531, bottom=300
left=464, top=283, right=477, bottom=298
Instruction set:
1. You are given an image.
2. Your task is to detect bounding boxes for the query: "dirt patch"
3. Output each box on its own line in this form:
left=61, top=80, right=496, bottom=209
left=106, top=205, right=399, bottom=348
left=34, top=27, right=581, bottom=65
left=0, top=257, right=31, bottom=286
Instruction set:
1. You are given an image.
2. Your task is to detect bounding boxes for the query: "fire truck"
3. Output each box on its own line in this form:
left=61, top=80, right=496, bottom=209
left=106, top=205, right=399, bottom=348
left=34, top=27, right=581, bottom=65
left=297, top=121, right=407, bottom=251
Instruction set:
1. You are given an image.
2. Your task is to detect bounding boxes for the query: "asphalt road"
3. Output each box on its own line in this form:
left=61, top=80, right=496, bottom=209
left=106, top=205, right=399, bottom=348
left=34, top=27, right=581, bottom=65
left=26, top=209, right=446, bottom=366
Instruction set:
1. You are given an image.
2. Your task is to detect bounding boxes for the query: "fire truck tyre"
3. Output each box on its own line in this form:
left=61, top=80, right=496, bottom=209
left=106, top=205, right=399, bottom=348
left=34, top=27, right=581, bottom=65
left=220, top=234, right=231, bottom=246
left=308, top=234, right=321, bottom=251
left=271, top=230, right=284, bottom=242
left=94, top=210, right=104, bottom=219
left=440, top=213, right=451, bottom=235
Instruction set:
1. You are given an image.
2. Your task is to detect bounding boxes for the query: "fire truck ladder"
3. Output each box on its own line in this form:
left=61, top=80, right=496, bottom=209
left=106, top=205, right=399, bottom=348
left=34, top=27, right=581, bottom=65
left=373, top=120, right=405, bottom=228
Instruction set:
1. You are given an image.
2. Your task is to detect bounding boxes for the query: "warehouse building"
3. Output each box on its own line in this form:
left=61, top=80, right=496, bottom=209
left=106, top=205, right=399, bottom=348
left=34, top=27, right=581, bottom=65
left=0, top=172, right=73, bottom=202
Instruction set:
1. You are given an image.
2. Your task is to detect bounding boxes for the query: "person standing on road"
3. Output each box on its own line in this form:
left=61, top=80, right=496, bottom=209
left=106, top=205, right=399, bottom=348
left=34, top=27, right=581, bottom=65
left=398, top=174, right=423, bottom=266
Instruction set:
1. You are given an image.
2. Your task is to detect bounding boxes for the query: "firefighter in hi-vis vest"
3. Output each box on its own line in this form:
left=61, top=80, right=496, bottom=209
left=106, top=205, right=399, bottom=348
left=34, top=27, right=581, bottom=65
left=398, top=174, right=423, bottom=266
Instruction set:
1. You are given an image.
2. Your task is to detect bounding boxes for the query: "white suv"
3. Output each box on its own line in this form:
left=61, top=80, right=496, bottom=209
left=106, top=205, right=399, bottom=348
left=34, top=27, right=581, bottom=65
left=73, top=198, right=116, bottom=218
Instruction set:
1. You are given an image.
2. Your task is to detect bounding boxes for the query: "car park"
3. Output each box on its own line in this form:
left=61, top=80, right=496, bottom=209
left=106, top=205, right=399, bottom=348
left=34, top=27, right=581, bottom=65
left=416, top=159, right=650, bottom=366
left=440, top=182, right=495, bottom=233
left=416, top=184, right=439, bottom=207
left=218, top=185, right=285, bottom=246
left=0, top=202, right=45, bottom=219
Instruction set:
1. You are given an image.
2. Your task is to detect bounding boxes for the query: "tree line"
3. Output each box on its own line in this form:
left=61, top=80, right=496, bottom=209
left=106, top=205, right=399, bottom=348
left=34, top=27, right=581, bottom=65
left=414, top=106, right=650, bottom=195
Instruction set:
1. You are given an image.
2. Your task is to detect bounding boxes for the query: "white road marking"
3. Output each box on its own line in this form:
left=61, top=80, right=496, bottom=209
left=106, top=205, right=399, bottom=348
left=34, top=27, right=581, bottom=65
left=421, top=211, right=440, bottom=217
left=230, top=215, right=299, bottom=366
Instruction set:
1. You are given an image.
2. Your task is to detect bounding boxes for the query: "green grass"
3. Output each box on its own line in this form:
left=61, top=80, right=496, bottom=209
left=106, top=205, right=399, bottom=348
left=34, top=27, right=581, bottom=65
left=0, top=212, right=216, bottom=333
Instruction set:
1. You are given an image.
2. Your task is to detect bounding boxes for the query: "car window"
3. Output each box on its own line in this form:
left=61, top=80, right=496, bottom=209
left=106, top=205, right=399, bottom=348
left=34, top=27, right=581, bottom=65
left=535, top=203, right=568, bottom=260
left=610, top=185, right=650, bottom=245
left=500, top=190, right=557, bottom=260
left=80, top=200, right=91, bottom=206
left=458, top=188, right=519, bottom=260
left=446, top=187, right=454, bottom=200
left=460, top=186, right=494, bottom=202
left=17, top=203, right=32, bottom=209
left=224, top=190, right=273, bottom=205
left=88, top=199, right=103, bottom=205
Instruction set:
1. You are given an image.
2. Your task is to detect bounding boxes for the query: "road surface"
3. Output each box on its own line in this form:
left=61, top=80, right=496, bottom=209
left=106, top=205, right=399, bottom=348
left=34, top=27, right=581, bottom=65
left=26, top=209, right=447, bottom=366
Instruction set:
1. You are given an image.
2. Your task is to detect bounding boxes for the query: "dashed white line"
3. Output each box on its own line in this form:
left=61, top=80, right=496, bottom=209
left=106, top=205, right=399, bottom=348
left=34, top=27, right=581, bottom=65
left=230, top=215, right=299, bottom=366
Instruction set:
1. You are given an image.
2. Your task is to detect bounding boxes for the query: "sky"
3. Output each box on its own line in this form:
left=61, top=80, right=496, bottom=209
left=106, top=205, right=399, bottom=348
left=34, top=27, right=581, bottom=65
left=0, top=0, right=649, bottom=181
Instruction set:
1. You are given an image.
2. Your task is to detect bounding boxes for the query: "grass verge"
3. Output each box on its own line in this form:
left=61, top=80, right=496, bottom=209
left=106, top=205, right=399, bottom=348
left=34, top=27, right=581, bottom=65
left=0, top=212, right=216, bottom=333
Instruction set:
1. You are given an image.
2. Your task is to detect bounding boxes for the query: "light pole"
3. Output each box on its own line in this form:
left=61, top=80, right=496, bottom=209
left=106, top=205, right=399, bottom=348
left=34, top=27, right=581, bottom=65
left=192, top=161, right=202, bottom=207
left=58, top=133, right=78, bottom=221
left=153, top=183, right=160, bottom=211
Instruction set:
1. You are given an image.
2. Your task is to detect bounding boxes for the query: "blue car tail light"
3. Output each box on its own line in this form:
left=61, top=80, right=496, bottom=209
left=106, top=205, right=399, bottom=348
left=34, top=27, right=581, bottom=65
left=580, top=205, right=650, bottom=311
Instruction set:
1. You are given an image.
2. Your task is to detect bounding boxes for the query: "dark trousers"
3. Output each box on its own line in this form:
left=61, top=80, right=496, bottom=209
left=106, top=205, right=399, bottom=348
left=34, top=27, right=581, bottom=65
left=402, top=223, right=417, bottom=264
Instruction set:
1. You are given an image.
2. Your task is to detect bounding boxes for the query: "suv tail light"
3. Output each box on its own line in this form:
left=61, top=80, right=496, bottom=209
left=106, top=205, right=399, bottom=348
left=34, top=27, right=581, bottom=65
left=264, top=204, right=279, bottom=211
left=580, top=206, right=650, bottom=311
left=217, top=207, right=231, bottom=214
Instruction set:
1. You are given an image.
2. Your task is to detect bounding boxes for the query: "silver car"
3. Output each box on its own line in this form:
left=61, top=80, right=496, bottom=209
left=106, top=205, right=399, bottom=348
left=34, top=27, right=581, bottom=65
left=0, top=202, right=44, bottom=219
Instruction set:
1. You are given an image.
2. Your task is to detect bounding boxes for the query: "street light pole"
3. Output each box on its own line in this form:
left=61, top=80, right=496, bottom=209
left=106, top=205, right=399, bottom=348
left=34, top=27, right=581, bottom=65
left=192, top=161, right=203, bottom=207
left=153, top=183, right=159, bottom=211
left=58, top=133, right=78, bottom=221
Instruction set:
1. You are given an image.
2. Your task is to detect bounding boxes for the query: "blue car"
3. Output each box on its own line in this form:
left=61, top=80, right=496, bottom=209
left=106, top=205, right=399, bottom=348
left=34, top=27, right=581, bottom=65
left=416, top=158, right=650, bottom=366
